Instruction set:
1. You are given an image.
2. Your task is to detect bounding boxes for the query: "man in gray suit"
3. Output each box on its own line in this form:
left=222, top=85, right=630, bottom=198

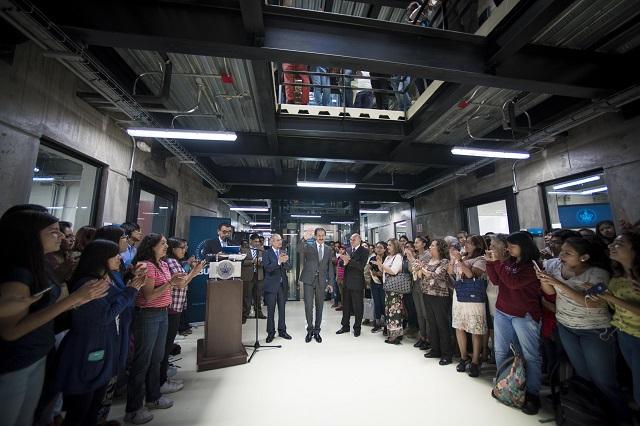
left=298, top=227, right=335, bottom=343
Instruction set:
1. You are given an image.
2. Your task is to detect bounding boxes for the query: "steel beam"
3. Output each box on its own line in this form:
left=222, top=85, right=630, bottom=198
left=277, top=116, right=406, bottom=140
left=220, top=185, right=406, bottom=202
left=41, top=0, right=630, bottom=98
left=182, top=134, right=471, bottom=168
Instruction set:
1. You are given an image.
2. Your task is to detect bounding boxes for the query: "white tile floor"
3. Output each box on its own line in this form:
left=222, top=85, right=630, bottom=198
left=110, top=301, right=552, bottom=425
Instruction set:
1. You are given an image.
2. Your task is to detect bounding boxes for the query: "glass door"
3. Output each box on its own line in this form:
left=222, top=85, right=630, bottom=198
left=127, top=172, right=177, bottom=237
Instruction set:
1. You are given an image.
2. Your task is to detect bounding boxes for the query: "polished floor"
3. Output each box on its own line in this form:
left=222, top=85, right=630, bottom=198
left=110, top=300, right=552, bottom=425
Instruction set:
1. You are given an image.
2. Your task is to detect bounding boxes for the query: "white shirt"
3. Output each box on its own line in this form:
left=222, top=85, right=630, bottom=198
left=382, top=254, right=403, bottom=283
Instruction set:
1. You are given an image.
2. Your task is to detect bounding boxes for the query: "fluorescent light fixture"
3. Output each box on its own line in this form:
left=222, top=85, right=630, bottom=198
left=283, top=233, right=298, bottom=236
left=127, top=127, right=237, bottom=141
left=451, top=146, right=530, bottom=159
left=581, top=186, right=608, bottom=195
left=159, top=206, right=169, bottom=210
left=548, top=191, right=584, bottom=196
left=360, top=210, right=389, bottom=214
left=331, top=221, right=354, bottom=225
left=297, top=181, right=356, bottom=189
left=553, top=176, right=600, bottom=190
left=249, top=222, right=271, bottom=226
left=143, top=212, right=159, bottom=215
left=46, top=206, right=63, bottom=210
left=33, top=177, right=54, bottom=182
left=230, top=207, right=268, bottom=212
left=291, top=214, right=321, bottom=218
left=251, top=228, right=272, bottom=232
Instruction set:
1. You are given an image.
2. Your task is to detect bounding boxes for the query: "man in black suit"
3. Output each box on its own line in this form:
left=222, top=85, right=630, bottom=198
left=336, top=233, right=369, bottom=337
left=262, top=233, right=292, bottom=343
left=298, top=228, right=335, bottom=343
left=200, top=222, right=233, bottom=259
left=241, top=233, right=265, bottom=324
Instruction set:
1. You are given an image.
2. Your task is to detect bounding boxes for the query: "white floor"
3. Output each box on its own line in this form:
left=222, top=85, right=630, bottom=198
left=110, top=301, right=552, bottom=425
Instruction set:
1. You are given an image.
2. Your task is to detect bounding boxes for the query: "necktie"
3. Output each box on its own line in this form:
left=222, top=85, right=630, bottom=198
left=318, top=244, right=323, bottom=261
left=251, top=249, right=257, bottom=272
left=275, top=249, right=279, bottom=258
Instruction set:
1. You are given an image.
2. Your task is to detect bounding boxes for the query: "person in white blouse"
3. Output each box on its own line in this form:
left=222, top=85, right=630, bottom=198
left=376, top=239, right=404, bottom=344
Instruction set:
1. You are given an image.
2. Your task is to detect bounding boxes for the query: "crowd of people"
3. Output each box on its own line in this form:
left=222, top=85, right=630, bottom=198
left=309, top=220, right=639, bottom=422
left=1, top=200, right=639, bottom=425
left=0, top=204, right=203, bottom=426
left=281, top=65, right=416, bottom=111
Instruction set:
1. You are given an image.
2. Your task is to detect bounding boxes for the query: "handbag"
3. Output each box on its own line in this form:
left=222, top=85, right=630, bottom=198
left=363, top=297, right=374, bottom=321
left=383, top=272, right=412, bottom=294
left=492, top=344, right=526, bottom=408
left=454, top=277, right=487, bottom=303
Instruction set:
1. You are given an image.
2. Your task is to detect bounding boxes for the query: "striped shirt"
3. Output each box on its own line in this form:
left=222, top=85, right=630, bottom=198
left=166, top=258, right=188, bottom=313
left=135, top=260, right=172, bottom=309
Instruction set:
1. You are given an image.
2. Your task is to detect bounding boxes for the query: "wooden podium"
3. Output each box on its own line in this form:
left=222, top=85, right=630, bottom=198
left=197, top=279, right=247, bottom=371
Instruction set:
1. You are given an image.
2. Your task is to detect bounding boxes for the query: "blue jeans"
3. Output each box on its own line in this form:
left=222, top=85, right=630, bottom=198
left=126, top=308, right=168, bottom=413
left=311, top=66, right=330, bottom=106
left=354, top=91, right=374, bottom=108
left=494, top=309, right=542, bottom=395
left=371, top=283, right=385, bottom=322
left=618, top=330, right=640, bottom=405
left=391, top=75, right=411, bottom=111
left=0, top=356, right=46, bottom=426
left=558, top=323, right=628, bottom=418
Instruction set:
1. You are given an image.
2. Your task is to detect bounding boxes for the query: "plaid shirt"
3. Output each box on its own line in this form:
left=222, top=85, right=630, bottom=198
left=166, top=258, right=188, bottom=313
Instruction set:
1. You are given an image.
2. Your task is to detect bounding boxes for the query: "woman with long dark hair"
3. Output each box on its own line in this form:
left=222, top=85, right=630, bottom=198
left=596, top=220, right=617, bottom=246
left=0, top=210, right=108, bottom=426
left=486, top=231, right=543, bottom=415
left=124, top=234, right=185, bottom=424
left=420, top=239, right=452, bottom=365
left=56, top=240, right=145, bottom=425
left=596, top=232, right=640, bottom=408
left=538, top=236, right=628, bottom=421
left=368, top=242, right=387, bottom=333
left=448, top=234, right=487, bottom=378
left=159, top=237, right=204, bottom=394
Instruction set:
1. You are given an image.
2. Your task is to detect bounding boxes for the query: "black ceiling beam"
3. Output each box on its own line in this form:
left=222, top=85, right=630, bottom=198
left=182, top=133, right=471, bottom=167
left=323, top=0, right=334, bottom=13
left=487, top=0, right=574, bottom=67
left=318, top=162, right=333, bottom=180
left=249, top=60, right=282, bottom=175
left=47, top=1, right=630, bottom=98
left=362, top=82, right=474, bottom=180
left=205, top=166, right=417, bottom=190
left=239, top=0, right=265, bottom=45
left=220, top=186, right=406, bottom=202
left=276, top=116, right=406, bottom=140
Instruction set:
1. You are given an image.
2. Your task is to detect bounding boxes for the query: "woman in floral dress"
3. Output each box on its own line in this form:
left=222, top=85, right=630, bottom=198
left=376, top=238, right=404, bottom=344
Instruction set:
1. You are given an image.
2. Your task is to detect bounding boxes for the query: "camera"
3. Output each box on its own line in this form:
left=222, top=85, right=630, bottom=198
left=585, top=282, right=607, bottom=296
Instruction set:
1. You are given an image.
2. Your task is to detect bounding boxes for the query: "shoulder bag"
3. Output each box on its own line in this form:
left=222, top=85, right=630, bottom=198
left=383, top=256, right=412, bottom=294
left=454, top=276, right=487, bottom=303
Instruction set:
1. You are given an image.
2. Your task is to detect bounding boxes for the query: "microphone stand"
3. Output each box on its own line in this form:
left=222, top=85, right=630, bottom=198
left=244, top=248, right=281, bottom=362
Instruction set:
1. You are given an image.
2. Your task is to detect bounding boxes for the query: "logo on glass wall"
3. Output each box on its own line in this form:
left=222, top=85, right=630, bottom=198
left=576, top=208, right=597, bottom=225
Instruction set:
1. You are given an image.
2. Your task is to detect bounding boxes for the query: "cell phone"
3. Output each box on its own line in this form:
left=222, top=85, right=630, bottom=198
left=585, top=282, right=607, bottom=296
left=532, top=260, right=542, bottom=273
left=32, top=286, right=52, bottom=298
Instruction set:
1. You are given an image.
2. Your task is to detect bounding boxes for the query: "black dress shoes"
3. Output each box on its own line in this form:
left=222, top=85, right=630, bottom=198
left=314, top=332, right=322, bottom=343
left=266, top=334, right=275, bottom=343
left=279, top=332, right=292, bottom=340
left=305, top=332, right=313, bottom=343
left=424, top=350, right=441, bottom=358
left=335, top=328, right=350, bottom=335
left=257, top=312, right=267, bottom=319
left=413, top=340, right=424, bottom=348
left=354, top=330, right=361, bottom=337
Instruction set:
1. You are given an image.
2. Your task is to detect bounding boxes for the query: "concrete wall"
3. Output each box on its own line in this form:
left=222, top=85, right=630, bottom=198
left=0, top=42, right=222, bottom=238
left=361, top=203, right=413, bottom=243
left=414, top=113, right=640, bottom=238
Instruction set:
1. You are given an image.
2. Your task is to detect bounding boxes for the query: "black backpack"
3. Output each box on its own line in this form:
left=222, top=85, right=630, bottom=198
left=551, top=361, right=617, bottom=426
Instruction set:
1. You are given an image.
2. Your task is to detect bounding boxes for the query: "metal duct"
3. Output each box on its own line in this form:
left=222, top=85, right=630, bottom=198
left=0, top=0, right=229, bottom=193
left=402, top=84, right=640, bottom=199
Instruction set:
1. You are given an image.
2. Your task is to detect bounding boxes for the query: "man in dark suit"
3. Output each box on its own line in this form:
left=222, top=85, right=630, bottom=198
left=298, top=228, right=335, bottom=343
left=336, top=233, right=369, bottom=337
left=241, top=233, right=265, bottom=324
left=200, top=222, right=233, bottom=259
left=262, top=233, right=292, bottom=343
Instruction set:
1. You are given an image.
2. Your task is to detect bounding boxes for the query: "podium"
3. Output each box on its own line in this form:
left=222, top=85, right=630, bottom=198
left=197, top=279, right=247, bottom=371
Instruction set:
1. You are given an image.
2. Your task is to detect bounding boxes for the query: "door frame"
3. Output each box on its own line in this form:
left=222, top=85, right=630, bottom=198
left=460, top=186, right=519, bottom=234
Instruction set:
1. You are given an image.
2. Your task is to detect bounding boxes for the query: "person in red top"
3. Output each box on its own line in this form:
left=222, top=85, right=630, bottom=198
left=124, top=234, right=186, bottom=425
left=485, top=231, right=542, bottom=416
